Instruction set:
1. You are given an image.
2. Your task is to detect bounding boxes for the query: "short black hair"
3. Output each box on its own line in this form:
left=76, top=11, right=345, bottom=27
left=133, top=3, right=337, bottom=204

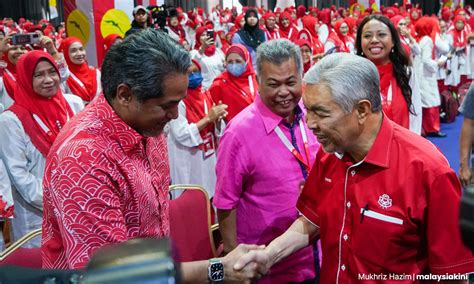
left=101, top=29, right=190, bottom=102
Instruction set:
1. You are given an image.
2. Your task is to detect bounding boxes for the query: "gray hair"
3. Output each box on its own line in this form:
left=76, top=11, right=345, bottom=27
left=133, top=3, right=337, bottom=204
left=256, top=39, right=303, bottom=81
left=101, top=29, right=191, bottom=102
left=303, top=53, right=381, bottom=113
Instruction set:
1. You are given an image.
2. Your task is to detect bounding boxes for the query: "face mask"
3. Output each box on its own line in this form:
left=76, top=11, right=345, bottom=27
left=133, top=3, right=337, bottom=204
left=188, top=72, right=203, bottom=89
left=227, top=63, right=247, bottom=77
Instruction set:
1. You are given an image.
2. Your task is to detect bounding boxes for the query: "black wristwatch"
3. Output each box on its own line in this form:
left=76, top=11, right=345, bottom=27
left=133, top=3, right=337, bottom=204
left=208, top=258, right=224, bottom=283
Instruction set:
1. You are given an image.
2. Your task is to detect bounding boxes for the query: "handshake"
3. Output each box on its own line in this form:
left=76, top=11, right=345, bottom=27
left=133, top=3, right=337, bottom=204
left=217, top=243, right=273, bottom=283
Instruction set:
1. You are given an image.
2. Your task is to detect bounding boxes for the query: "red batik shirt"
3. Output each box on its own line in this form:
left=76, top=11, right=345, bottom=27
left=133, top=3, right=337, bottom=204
left=297, top=116, right=474, bottom=283
left=42, top=95, right=170, bottom=269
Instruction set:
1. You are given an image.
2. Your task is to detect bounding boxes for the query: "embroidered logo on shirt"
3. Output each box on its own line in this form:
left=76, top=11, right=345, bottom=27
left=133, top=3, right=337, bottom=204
left=324, top=177, right=332, bottom=183
left=378, top=194, right=392, bottom=209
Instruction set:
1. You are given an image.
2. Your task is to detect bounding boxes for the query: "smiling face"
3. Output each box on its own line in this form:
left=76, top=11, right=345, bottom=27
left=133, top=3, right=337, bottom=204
left=339, top=22, right=349, bottom=36
left=258, top=58, right=302, bottom=122
left=126, top=74, right=188, bottom=137
left=7, top=45, right=27, bottom=65
left=281, top=17, right=290, bottom=28
left=303, top=83, right=359, bottom=154
left=360, top=19, right=394, bottom=65
left=68, top=41, right=87, bottom=65
left=32, top=60, right=60, bottom=98
left=300, top=45, right=312, bottom=63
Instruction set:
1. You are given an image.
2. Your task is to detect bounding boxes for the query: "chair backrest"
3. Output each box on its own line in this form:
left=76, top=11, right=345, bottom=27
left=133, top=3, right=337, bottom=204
left=0, top=228, right=42, bottom=268
left=168, top=185, right=217, bottom=262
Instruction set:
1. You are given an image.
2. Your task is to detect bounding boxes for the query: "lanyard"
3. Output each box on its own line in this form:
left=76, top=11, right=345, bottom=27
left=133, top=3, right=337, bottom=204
left=274, top=119, right=311, bottom=172
left=69, top=72, right=87, bottom=90
left=4, top=69, right=16, bottom=82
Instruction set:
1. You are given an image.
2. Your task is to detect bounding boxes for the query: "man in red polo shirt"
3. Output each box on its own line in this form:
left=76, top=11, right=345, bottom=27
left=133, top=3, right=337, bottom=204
left=236, top=53, right=474, bottom=283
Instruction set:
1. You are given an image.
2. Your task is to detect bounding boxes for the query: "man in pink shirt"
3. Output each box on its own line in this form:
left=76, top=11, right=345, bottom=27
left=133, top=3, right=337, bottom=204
left=214, top=39, right=320, bottom=283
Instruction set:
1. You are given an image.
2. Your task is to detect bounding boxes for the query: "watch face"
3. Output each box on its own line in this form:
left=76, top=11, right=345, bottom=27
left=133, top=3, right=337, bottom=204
left=209, top=262, right=224, bottom=281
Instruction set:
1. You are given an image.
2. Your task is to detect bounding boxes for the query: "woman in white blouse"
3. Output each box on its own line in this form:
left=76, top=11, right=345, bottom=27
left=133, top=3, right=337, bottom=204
left=0, top=50, right=83, bottom=247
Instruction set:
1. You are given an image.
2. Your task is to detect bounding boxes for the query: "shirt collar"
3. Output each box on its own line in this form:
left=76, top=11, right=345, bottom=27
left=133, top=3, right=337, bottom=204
left=362, top=115, right=393, bottom=168
left=255, top=93, right=305, bottom=134
left=94, top=95, right=146, bottom=153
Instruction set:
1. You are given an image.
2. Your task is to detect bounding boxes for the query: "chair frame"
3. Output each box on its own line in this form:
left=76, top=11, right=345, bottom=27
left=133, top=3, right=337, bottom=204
left=0, top=228, right=42, bottom=261
left=168, top=184, right=219, bottom=258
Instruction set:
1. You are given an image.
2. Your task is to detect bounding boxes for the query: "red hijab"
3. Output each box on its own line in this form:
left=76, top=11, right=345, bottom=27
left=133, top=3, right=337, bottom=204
left=391, top=15, right=412, bottom=57
left=299, top=17, right=324, bottom=54
left=183, top=59, right=215, bottom=150
left=209, top=44, right=257, bottom=122
left=450, top=16, right=468, bottom=48
left=295, top=39, right=313, bottom=73
left=333, top=19, right=352, bottom=53
left=103, top=34, right=122, bottom=52
left=59, top=37, right=98, bottom=102
left=9, top=50, right=73, bottom=157
left=1, top=51, right=18, bottom=100
left=279, top=12, right=297, bottom=41
left=167, top=16, right=186, bottom=40
left=195, top=27, right=216, bottom=56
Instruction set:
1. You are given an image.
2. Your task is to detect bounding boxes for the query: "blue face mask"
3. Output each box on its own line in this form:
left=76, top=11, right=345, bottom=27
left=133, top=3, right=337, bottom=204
left=227, top=63, right=247, bottom=77
left=188, top=72, right=203, bottom=89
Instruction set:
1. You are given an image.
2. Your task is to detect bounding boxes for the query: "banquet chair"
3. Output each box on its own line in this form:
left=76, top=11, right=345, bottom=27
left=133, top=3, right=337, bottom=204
left=0, top=228, right=42, bottom=268
left=169, top=184, right=221, bottom=262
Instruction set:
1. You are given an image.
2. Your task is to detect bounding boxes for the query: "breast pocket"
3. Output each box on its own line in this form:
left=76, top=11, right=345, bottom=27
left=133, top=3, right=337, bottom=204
left=351, top=208, right=407, bottom=269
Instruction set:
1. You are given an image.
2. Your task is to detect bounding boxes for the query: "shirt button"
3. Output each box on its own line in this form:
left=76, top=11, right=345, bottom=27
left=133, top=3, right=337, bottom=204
left=351, top=170, right=356, bottom=176
left=341, top=264, right=346, bottom=271
left=343, top=234, right=348, bottom=241
left=346, top=202, right=351, bottom=208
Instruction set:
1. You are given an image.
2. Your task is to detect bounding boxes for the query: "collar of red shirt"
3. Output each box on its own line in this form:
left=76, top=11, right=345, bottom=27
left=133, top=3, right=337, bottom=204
left=254, top=94, right=304, bottom=134
left=94, top=94, right=146, bottom=153
left=340, top=114, right=392, bottom=169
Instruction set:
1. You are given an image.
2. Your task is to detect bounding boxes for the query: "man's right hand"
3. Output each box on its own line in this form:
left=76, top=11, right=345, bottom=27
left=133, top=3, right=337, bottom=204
left=221, top=244, right=269, bottom=283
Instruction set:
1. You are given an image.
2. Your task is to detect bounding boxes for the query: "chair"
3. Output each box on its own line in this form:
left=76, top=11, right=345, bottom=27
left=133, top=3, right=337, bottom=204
left=0, top=228, right=42, bottom=268
left=169, top=185, right=220, bottom=262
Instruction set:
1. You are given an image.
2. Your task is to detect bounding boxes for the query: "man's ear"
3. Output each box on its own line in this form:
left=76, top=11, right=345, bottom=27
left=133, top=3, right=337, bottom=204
left=115, top=84, right=133, bottom=108
left=355, top=99, right=372, bottom=124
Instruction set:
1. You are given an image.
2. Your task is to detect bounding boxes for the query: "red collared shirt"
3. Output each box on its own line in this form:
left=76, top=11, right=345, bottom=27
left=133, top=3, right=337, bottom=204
left=42, top=95, right=170, bottom=269
left=297, top=116, right=474, bottom=283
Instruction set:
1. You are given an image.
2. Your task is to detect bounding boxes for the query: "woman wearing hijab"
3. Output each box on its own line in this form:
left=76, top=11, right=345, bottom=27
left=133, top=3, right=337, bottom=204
left=325, top=19, right=354, bottom=53
left=190, top=27, right=225, bottom=90
left=278, top=11, right=298, bottom=43
left=166, top=14, right=186, bottom=42
left=300, top=16, right=325, bottom=56
left=232, top=8, right=266, bottom=72
left=390, top=15, right=421, bottom=64
left=446, top=16, right=472, bottom=93
left=0, top=50, right=83, bottom=247
left=356, top=14, right=422, bottom=135
left=59, top=37, right=101, bottom=104
left=166, top=59, right=227, bottom=199
left=0, top=35, right=27, bottom=110
left=414, top=17, right=445, bottom=137
left=103, top=34, right=122, bottom=53
left=209, top=44, right=258, bottom=123
left=295, top=39, right=313, bottom=74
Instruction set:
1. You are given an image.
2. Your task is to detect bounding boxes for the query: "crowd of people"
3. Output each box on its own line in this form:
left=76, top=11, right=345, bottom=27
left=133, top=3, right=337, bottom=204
left=0, top=1, right=473, bottom=283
